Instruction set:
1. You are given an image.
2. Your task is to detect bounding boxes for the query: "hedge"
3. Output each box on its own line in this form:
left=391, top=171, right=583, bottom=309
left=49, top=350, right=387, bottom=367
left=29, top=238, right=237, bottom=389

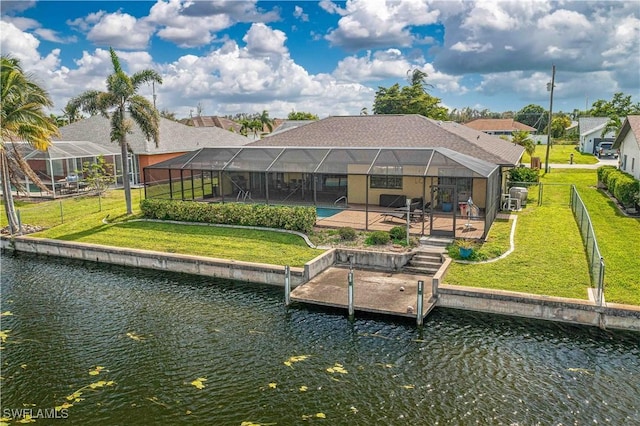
left=597, top=166, right=640, bottom=207
left=140, top=199, right=316, bottom=233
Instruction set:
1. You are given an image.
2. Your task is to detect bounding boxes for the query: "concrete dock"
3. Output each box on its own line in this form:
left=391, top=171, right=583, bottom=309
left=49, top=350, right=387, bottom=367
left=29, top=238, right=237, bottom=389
left=290, top=266, right=436, bottom=319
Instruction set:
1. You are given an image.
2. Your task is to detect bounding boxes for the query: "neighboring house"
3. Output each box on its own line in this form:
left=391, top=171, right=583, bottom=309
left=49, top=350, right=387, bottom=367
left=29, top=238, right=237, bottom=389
left=268, top=120, right=316, bottom=136
left=613, top=115, right=640, bottom=180
left=10, top=140, right=121, bottom=197
left=181, top=115, right=243, bottom=133
left=578, top=117, right=616, bottom=154
left=56, top=115, right=251, bottom=185
left=464, top=119, right=536, bottom=138
left=144, top=115, right=524, bottom=238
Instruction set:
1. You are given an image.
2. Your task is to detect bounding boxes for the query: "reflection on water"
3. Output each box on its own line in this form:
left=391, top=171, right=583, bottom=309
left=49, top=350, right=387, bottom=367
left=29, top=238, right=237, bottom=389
left=1, top=252, right=639, bottom=425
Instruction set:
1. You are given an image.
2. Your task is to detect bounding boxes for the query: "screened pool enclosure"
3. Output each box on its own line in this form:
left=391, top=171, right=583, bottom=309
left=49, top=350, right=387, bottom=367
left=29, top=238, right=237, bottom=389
left=144, top=147, right=502, bottom=238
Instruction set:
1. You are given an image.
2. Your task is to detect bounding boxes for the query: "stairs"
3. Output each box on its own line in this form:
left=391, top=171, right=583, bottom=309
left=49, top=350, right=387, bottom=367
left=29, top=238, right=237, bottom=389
left=403, top=236, right=452, bottom=275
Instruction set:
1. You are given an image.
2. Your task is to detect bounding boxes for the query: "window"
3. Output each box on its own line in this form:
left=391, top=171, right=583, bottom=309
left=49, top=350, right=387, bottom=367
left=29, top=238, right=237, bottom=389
left=370, top=166, right=402, bottom=189
left=623, top=155, right=628, bottom=170
left=632, top=158, right=636, bottom=173
left=439, top=176, right=473, bottom=201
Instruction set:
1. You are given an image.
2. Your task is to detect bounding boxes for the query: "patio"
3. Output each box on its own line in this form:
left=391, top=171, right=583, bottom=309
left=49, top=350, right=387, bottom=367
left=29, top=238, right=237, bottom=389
left=315, top=205, right=486, bottom=239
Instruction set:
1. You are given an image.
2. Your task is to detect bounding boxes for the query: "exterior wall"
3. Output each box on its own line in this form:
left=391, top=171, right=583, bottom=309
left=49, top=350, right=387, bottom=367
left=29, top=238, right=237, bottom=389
left=580, top=128, right=615, bottom=154
left=139, top=153, right=188, bottom=183
left=619, top=131, right=640, bottom=180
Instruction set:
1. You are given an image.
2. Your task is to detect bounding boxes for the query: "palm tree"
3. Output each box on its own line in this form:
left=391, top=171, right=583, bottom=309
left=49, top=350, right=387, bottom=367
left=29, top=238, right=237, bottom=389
left=511, top=130, right=536, bottom=157
left=259, top=110, right=274, bottom=134
left=1, top=55, right=59, bottom=234
left=67, top=47, right=162, bottom=215
left=601, top=115, right=622, bottom=138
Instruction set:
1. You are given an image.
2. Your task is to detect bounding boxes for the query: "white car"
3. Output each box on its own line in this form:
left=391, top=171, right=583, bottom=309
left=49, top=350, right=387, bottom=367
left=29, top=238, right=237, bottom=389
left=596, top=142, right=618, bottom=158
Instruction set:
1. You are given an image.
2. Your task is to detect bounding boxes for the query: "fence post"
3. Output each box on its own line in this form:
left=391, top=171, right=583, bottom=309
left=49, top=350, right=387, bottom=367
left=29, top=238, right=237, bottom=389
left=284, top=265, right=291, bottom=306
left=347, top=264, right=354, bottom=320
left=60, top=201, right=64, bottom=224
left=416, top=280, right=424, bottom=326
left=17, top=209, right=22, bottom=230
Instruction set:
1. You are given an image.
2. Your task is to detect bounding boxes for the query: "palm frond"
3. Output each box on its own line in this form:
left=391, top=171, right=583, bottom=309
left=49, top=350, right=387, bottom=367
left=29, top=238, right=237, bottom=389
left=131, top=69, right=162, bottom=91
left=129, top=95, right=160, bottom=146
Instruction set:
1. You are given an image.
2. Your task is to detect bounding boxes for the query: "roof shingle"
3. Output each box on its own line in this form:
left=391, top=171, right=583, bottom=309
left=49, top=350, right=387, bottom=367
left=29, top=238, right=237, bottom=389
left=250, top=115, right=524, bottom=165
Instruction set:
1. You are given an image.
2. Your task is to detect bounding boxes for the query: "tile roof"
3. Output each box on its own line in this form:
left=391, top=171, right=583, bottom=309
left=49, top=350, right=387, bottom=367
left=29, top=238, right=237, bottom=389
left=250, top=115, right=524, bottom=165
left=56, top=115, right=251, bottom=154
left=613, top=115, right=640, bottom=149
left=464, top=118, right=536, bottom=132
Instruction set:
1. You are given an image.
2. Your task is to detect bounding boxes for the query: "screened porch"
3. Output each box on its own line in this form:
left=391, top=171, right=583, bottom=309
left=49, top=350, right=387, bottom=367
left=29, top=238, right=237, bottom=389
left=143, top=147, right=501, bottom=238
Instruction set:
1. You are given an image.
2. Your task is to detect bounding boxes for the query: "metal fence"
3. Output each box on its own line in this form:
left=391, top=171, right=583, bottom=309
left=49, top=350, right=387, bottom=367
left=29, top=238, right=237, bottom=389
left=570, top=185, right=605, bottom=305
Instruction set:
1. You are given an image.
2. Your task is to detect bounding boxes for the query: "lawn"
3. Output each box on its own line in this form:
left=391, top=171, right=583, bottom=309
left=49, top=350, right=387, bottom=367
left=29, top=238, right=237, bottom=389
left=445, top=168, right=640, bottom=305
left=521, top=144, right=598, bottom=165
left=2, top=190, right=324, bottom=267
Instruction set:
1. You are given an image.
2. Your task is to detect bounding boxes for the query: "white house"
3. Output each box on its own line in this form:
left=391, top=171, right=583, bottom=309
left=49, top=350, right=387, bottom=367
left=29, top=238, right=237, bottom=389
left=613, top=115, right=640, bottom=180
left=578, top=117, right=616, bottom=154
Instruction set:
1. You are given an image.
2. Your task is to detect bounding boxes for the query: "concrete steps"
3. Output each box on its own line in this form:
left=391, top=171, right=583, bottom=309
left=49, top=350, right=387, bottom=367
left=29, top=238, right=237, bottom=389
left=404, top=249, right=445, bottom=276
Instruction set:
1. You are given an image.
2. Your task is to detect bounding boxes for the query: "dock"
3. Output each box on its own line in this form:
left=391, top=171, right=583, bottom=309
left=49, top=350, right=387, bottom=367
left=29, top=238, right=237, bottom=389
left=290, top=267, right=437, bottom=320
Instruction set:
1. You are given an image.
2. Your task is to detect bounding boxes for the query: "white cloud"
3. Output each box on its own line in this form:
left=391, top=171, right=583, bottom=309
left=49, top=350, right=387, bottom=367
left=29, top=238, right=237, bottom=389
left=451, top=41, right=492, bottom=53
left=0, top=20, right=41, bottom=66
left=86, top=11, right=154, bottom=49
left=242, top=23, right=287, bottom=57
left=293, top=6, right=308, bottom=22
left=324, top=0, right=439, bottom=50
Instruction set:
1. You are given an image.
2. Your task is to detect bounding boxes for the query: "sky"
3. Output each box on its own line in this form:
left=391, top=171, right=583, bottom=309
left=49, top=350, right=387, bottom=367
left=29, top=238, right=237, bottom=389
left=1, top=0, right=639, bottom=120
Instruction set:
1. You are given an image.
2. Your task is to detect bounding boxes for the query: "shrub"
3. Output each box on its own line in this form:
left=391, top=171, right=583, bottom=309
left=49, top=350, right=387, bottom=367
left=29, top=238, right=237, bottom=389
left=365, top=231, right=390, bottom=246
left=338, top=227, right=357, bottom=241
left=389, top=226, right=405, bottom=242
left=596, top=166, right=640, bottom=207
left=140, top=199, right=316, bottom=233
left=597, top=165, right=617, bottom=186
left=508, top=166, right=539, bottom=184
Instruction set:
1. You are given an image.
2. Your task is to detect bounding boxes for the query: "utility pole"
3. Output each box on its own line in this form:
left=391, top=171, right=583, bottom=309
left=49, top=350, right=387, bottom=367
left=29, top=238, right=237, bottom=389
left=152, top=81, right=157, bottom=109
left=544, top=64, right=556, bottom=174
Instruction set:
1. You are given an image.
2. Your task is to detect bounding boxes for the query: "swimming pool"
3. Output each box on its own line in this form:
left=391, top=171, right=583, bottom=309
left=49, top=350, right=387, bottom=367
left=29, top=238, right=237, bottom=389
left=316, top=207, right=345, bottom=219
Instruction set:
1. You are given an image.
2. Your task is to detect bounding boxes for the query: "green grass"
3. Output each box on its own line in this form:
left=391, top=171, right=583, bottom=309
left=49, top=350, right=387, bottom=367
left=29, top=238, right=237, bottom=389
left=3, top=190, right=323, bottom=267
left=445, top=169, right=640, bottom=305
left=521, top=144, right=598, bottom=165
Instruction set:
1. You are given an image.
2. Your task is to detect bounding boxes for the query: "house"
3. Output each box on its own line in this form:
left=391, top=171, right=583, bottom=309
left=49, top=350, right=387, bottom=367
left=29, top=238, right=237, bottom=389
left=56, top=115, right=251, bottom=185
left=144, top=115, right=524, bottom=238
left=464, top=119, right=536, bottom=138
left=182, top=115, right=243, bottom=133
left=578, top=117, right=616, bottom=155
left=613, top=115, right=640, bottom=180
left=10, top=140, right=121, bottom=198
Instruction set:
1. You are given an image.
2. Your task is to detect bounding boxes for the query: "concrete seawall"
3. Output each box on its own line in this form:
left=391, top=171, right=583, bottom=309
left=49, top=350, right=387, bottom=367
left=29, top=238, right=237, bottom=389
left=437, top=284, right=640, bottom=332
left=0, top=236, right=328, bottom=288
left=2, top=236, right=639, bottom=332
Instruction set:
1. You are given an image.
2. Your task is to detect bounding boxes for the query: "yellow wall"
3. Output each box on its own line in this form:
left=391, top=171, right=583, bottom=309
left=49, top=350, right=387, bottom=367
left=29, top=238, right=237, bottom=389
left=347, top=175, right=436, bottom=205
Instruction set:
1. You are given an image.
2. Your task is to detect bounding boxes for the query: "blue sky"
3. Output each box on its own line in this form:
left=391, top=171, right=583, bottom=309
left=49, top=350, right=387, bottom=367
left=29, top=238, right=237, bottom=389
left=1, top=1, right=639, bottom=119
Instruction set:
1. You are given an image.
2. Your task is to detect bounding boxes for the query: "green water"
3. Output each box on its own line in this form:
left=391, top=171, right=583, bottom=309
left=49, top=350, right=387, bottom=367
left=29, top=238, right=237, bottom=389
left=1, top=253, right=639, bottom=425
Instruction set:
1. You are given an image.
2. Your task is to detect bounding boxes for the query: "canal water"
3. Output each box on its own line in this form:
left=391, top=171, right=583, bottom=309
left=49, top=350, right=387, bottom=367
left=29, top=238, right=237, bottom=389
left=1, top=253, right=639, bottom=425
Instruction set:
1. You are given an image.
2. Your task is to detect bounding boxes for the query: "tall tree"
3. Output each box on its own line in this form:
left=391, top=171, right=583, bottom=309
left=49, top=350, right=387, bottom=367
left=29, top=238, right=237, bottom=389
left=288, top=111, right=319, bottom=120
left=515, top=104, right=547, bottom=132
left=68, top=47, right=162, bottom=215
left=1, top=55, right=59, bottom=234
left=373, top=69, right=448, bottom=120
left=259, top=109, right=274, bottom=133
left=589, top=92, right=640, bottom=117
left=511, top=130, right=535, bottom=157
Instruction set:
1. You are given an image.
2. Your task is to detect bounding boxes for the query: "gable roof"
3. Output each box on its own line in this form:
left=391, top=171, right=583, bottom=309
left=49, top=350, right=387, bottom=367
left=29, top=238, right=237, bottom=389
left=268, top=120, right=316, bottom=136
left=464, top=118, right=536, bottom=132
left=184, top=115, right=243, bottom=133
left=578, top=116, right=611, bottom=136
left=613, top=115, right=640, bottom=149
left=250, top=115, right=524, bottom=166
left=56, top=115, right=251, bottom=155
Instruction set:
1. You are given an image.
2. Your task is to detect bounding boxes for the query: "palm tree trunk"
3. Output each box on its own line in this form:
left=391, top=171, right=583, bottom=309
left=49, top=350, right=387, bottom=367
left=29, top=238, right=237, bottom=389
left=1, top=149, right=22, bottom=234
left=120, top=136, right=133, bottom=215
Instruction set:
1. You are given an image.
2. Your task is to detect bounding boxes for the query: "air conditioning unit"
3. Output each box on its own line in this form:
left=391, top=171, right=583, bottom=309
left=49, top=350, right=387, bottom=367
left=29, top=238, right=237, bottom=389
left=509, top=186, right=528, bottom=206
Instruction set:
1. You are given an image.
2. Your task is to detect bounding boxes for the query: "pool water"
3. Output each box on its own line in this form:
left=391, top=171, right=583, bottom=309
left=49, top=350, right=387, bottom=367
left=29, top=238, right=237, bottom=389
left=316, top=207, right=345, bottom=219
